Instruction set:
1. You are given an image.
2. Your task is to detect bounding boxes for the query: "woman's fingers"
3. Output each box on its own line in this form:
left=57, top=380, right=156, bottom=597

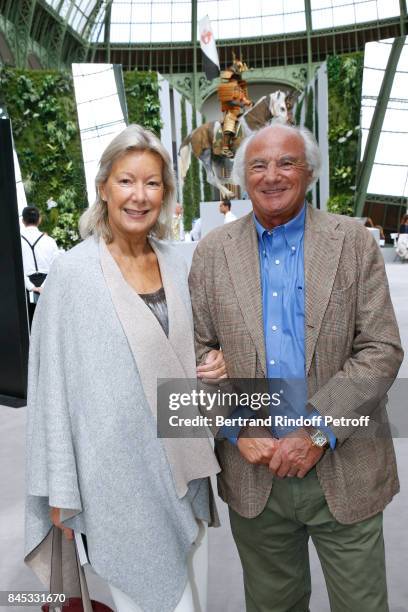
left=49, top=507, right=74, bottom=540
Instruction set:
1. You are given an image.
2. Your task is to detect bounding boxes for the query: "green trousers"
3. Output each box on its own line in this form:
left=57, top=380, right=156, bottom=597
left=229, top=468, right=389, bottom=612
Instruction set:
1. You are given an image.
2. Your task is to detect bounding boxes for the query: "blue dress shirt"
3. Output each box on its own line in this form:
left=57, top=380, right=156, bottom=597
left=222, top=203, right=335, bottom=449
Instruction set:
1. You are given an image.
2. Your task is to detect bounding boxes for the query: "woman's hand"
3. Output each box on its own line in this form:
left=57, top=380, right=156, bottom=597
left=196, top=349, right=227, bottom=380
left=49, top=507, right=74, bottom=540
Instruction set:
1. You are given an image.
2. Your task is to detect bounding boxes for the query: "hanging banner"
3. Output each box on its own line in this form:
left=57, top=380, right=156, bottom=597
left=199, top=15, right=220, bottom=81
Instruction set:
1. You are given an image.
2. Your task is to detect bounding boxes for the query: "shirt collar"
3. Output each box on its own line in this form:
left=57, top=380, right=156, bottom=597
left=21, top=225, right=41, bottom=234
left=254, top=203, right=306, bottom=246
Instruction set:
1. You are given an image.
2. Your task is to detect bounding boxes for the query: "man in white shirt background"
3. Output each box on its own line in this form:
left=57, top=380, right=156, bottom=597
left=20, top=205, right=59, bottom=327
left=171, top=202, right=185, bottom=241
left=219, top=199, right=237, bottom=224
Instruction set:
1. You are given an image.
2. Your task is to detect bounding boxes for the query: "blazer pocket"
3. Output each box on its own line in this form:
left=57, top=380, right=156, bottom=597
left=329, top=280, right=356, bottom=307
left=321, top=283, right=356, bottom=337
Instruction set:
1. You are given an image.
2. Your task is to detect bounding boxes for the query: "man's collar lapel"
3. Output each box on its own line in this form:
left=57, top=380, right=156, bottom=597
left=223, top=213, right=266, bottom=376
left=304, top=205, right=345, bottom=374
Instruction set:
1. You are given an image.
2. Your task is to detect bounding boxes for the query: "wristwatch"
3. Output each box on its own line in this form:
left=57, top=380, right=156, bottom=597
left=306, top=427, right=329, bottom=449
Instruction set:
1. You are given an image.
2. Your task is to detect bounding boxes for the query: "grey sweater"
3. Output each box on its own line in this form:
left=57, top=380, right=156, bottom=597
left=25, top=236, right=219, bottom=612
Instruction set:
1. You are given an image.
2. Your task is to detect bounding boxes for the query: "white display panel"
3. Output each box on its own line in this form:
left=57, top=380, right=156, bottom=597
left=360, top=38, right=408, bottom=197
left=172, top=89, right=183, bottom=190
left=13, top=150, right=28, bottom=215
left=72, top=63, right=127, bottom=206
left=158, top=74, right=174, bottom=165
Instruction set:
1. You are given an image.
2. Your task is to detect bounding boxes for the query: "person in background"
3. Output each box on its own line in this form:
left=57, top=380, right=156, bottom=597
left=398, top=212, right=408, bottom=234
left=219, top=199, right=237, bottom=224
left=396, top=212, right=408, bottom=260
left=172, top=202, right=185, bottom=240
left=20, top=205, right=59, bottom=328
left=364, top=216, right=385, bottom=241
left=190, top=217, right=202, bottom=241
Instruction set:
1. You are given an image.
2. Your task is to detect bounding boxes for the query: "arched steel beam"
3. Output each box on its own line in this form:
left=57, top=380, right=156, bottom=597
left=5, top=0, right=37, bottom=67
left=304, top=0, right=314, bottom=82
left=400, top=0, right=407, bottom=35
left=354, top=36, right=405, bottom=216
left=82, top=0, right=110, bottom=63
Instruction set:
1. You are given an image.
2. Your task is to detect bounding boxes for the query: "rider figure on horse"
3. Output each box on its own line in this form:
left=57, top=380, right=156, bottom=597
left=218, top=53, right=252, bottom=158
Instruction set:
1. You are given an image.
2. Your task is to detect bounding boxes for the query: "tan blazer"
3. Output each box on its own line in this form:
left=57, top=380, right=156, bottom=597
left=189, top=205, right=403, bottom=524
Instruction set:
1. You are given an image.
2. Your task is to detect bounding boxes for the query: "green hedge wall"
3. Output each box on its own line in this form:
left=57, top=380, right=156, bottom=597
left=0, top=68, right=86, bottom=248
left=327, top=53, right=364, bottom=216
left=123, top=71, right=162, bottom=134
left=180, top=96, right=202, bottom=232
left=0, top=68, right=162, bottom=249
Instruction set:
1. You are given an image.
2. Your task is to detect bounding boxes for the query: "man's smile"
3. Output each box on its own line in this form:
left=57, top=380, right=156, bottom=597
left=261, top=187, right=288, bottom=194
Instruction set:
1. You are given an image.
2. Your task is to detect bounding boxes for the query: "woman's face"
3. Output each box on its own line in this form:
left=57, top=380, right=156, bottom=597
left=100, top=150, right=164, bottom=241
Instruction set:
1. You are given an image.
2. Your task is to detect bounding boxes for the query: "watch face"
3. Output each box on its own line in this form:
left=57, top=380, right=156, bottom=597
left=311, top=430, right=328, bottom=447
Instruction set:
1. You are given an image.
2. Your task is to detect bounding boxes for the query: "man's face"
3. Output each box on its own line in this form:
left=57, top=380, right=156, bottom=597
left=245, top=127, right=312, bottom=229
left=219, top=202, right=227, bottom=214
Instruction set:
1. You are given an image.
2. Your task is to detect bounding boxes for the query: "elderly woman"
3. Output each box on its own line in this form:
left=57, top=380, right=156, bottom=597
left=25, top=125, right=224, bottom=612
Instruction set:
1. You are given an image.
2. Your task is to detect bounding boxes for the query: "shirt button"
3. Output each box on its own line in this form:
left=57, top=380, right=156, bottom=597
left=291, top=246, right=296, bottom=251
left=272, top=325, right=278, bottom=331
left=272, top=291, right=278, bottom=297
left=270, top=359, right=276, bottom=365
left=275, top=259, right=280, bottom=265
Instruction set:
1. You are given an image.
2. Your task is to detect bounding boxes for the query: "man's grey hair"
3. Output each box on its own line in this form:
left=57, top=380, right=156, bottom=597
left=79, top=124, right=176, bottom=242
left=232, top=123, right=322, bottom=192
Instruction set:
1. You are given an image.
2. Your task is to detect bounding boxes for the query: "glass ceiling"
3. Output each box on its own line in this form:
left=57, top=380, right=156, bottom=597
left=43, top=0, right=403, bottom=44
left=44, top=0, right=105, bottom=36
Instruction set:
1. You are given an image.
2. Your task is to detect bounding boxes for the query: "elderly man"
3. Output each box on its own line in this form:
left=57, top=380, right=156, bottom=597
left=189, top=124, right=403, bottom=612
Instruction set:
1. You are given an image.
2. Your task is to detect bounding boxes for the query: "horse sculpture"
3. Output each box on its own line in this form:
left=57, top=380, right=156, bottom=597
left=179, top=90, right=293, bottom=199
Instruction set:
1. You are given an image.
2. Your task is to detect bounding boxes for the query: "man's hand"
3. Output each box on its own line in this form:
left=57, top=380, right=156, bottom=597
left=237, top=426, right=278, bottom=465
left=196, top=349, right=227, bottom=381
left=49, top=507, right=74, bottom=540
left=268, top=429, right=325, bottom=479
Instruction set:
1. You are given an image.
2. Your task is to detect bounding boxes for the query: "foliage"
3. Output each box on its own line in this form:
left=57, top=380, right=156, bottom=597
left=327, top=194, right=354, bottom=216
left=304, top=86, right=314, bottom=132
left=123, top=71, right=162, bottom=135
left=0, top=67, right=86, bottom=248
left=294, top=95, right=303, bottom=126
left=181, top=97, right=194, bottom=231
left=327, top=53, right=364, bottom=215
left=51, top=213, right=80, bottom=249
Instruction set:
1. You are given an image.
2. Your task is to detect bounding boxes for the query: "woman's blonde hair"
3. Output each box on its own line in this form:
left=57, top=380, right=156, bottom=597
left=79, top=124, right=176, bottom=242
